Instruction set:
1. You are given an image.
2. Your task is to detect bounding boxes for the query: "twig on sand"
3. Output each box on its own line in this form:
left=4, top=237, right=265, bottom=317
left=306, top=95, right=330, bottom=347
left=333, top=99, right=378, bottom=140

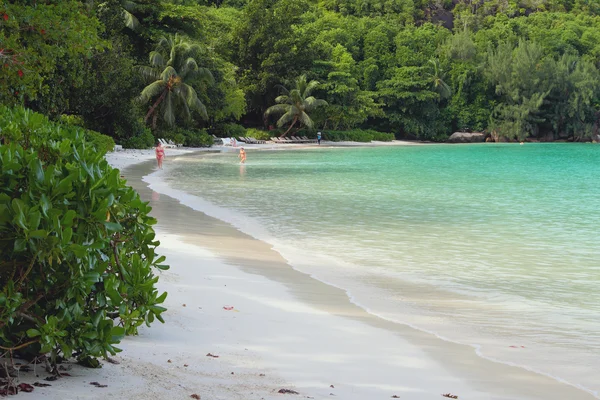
left=278, top=388, right=299, bottom=394
left=442, top=394, right=458, bottom=399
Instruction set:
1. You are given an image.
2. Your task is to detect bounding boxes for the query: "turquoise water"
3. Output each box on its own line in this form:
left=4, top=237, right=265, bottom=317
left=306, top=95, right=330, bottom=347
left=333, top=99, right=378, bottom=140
left=162, top=143, right=600, bottom=395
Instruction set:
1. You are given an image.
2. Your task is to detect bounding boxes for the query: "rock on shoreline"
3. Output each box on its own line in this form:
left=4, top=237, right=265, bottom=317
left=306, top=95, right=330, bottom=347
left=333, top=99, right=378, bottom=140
left=447, top=132, right=485, bottom=143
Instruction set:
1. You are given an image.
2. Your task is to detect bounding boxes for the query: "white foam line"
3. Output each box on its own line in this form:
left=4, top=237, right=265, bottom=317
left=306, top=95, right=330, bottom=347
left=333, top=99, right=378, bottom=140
left=142, top=168, right=599, bottom=399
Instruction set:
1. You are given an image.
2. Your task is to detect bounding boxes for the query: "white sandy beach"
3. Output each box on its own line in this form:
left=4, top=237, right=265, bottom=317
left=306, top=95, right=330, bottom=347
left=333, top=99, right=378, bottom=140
left=13, top=143, right=597, bottom=400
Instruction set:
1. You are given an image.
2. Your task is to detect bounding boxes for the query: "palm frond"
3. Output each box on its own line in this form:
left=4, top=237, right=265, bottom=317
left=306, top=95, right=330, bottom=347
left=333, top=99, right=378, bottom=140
left=304, top=97, right=328, bottom=110
left=274, top=95, right=290, bottom=104
left=139, top=81, right=165, bottom=103
left=274, top=84, right=290, bottom=96
left=195, top=67, right=214, bottom=84
left=139, top=65, right=158, bottom=82
left=160, top=66, right=177, bottom=82
left=123, top=9, right=139, bottom=30
left=295, top=75, right=308, bottom=95
left=180, top=84, right=208, bottom=119
left=297, top=111, right=314, bottom=128
left=179, top=57, right=198, bottom=78
left=303, top=79, right=320, bottom=98
left=122, top=0, right=138, bottom=12
left=163, top=91, right=175, bottom=127
left=277, top=110, right=296, bottom=128
left=149, top=51, right=165, bottom=68
left=265, top=104, right=290, bottom=117
left=290, top=89, right=303, bottom=106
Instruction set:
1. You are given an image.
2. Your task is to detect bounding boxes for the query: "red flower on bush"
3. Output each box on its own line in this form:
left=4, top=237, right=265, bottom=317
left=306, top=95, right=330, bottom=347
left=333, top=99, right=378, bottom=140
left=2, top=14, right=8, bottom=21
left=40, top=29, right=46, bottom=35
left=18, top=69, right=23, bottom=77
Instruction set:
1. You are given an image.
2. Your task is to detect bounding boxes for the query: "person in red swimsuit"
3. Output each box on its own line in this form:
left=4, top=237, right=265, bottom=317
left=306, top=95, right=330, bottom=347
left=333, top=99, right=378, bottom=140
left=155, top=142, right=165, bottom=169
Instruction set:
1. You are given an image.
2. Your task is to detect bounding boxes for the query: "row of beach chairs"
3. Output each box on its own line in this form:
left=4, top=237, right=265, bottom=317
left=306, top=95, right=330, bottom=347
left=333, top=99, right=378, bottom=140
left=238, top=136, right=267, bottom=144
left=158, top=138, right=182, bottom=148
left=211, top=135, right=317, bottom=146
left=270, top=136, right=317, bottom=144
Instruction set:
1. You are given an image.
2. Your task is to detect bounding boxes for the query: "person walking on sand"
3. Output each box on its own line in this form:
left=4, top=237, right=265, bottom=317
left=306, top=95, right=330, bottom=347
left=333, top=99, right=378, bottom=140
left=155, top=141, right=165, bottom=169
left=239, top=147, right=246, bottom=164
left=317, top=131, right=322, bottom=145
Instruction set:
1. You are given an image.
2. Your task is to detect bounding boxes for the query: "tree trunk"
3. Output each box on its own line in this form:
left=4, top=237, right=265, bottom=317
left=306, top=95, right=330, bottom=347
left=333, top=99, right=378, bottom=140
left=280, top=117, right=297, bottom=137
left=145, top=90, right=167, bottom=124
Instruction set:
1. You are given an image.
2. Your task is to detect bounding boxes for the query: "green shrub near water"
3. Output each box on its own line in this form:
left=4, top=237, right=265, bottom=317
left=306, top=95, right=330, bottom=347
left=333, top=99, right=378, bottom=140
left=85, top=130, right=116, bottom=153
left=122, top=128, right=155, bottom=149
left=0, top=106, right=168, bottom=367
left=222, top=123, right=246, bottom=139
left=160, top=127, right=212, bottom=147
left=245, top=128, right=271, bottom=141
left=321, top=129, right=394, bottom=142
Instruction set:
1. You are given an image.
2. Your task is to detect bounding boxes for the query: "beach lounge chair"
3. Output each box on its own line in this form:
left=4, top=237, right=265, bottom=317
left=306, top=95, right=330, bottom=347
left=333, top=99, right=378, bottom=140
left=168, top=139, right=183, bottom=148
left=291, top=136, right=304, bottom=143
left=221, top=137, right=232, bottom=146
left=270, top=137, right=283, bottom=143
left=302, top=136, right=316, bottom=143
left=159, top=138, right=176, bottom=148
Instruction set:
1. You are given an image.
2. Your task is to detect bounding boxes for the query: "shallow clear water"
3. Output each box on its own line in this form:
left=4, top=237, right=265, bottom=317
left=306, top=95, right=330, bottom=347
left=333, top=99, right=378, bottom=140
left=163, top=143, right=600, bottom=395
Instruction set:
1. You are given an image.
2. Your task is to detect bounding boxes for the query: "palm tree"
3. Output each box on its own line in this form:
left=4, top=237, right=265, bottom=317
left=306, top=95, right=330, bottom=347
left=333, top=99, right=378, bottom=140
left=92, top=0, right=142, bottom=30
left=139, top=34, right=213, bottom=128
left=265, top=75, right=328, bottom=137
left=426, top=59, right=451, bottom=100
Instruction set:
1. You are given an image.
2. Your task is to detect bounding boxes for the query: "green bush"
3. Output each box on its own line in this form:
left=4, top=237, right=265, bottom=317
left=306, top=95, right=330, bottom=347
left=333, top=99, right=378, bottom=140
left=320, top=129, right=394, bottom=142
left=184, top=128, right=213, bottom=147
left=157, top=127, right=212, bottom=147
left=245, top=128, right=271, bottom=141
left=85, top=130, right=116, bottom=153
left=0, top=106, right=168, bottom=368
left=122, top=128, right=155, bottom=149
left=174, top=133, right=186, bottom=146
left=369, top=130, right=395, bottom=142
left=223, top=123, right=246, bottom=138
left=58, top=114, right=85, bottom=127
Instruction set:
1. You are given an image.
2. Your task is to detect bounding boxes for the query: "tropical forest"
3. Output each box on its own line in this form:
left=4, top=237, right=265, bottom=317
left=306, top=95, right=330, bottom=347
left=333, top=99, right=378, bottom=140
left=2, top=0, right=600, bottom=145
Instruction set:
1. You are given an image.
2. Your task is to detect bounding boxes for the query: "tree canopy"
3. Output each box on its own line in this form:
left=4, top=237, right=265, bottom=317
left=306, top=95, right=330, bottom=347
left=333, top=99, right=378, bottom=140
left=2, top=0, right=600, bottom=142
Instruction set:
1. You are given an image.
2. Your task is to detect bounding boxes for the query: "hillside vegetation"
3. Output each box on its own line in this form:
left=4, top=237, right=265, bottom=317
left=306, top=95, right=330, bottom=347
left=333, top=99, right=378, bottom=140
left=2, top=0, right=600, bottom=142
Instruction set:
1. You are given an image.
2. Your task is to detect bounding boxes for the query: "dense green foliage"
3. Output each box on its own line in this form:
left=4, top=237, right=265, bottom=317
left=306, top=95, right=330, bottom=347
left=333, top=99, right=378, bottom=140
left=0, top=106, right=168, bottom=366
left=2, top=0, right=600, bottom=142
left=324, top=129, right=394, bottom=142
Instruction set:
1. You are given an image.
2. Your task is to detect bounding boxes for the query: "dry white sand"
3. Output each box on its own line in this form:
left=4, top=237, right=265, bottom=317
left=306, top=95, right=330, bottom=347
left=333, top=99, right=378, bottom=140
left=9, top=144, right=597, bottom=400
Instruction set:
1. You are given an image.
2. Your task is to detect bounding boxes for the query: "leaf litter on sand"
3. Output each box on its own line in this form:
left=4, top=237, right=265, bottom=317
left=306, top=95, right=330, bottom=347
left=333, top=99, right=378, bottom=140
left=278, top=388, right=299, bottom=394
left=206, top=353, right=219, bottom=358
left=190, top=394, right=200, bottom=399
left=90, top=381, right=108, bottom=388
left=18, top=383, right=34, bottom=392
left=33, top=382, right=52, bottom=387
left=442, top=394, right=458, bottom=399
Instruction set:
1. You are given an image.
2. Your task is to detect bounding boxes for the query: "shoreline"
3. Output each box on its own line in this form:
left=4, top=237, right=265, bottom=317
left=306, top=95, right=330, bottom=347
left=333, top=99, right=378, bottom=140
left=18, top=144, right=596, bottom=399
left=134, top=147, right=598, bottom=399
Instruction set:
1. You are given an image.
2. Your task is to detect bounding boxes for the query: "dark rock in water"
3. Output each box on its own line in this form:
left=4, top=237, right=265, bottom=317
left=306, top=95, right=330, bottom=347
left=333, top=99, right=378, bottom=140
left=447, top=132, right=485, bottom=143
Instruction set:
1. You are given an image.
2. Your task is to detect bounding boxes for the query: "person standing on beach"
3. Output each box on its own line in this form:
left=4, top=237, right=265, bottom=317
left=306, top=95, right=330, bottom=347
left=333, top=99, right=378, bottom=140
left=317, top=131, right=322, bottom=145
left=239, top=147, right=246, bottom=164
left=155, top=142, right=165, bottom=169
